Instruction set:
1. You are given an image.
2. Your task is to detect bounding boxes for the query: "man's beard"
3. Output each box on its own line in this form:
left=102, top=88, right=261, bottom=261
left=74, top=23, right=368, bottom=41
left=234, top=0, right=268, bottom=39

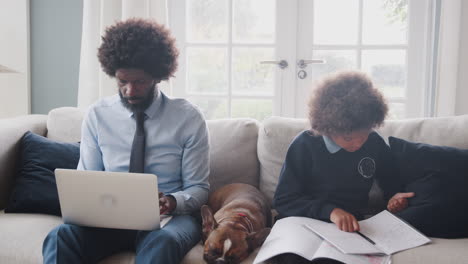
left=119, top=85, right=156, bottom=112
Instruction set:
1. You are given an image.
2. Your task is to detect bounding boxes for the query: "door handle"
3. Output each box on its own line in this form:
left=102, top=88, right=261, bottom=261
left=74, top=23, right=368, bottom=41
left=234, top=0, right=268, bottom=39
left=297, top=59, right=326, bottom=69
left=259, top=59, right=288, bottom=69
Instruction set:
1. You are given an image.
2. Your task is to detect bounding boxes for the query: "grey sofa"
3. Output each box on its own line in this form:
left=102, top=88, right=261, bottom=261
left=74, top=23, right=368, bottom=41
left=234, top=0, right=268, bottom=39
left=1, top=107, right=467, bottom=264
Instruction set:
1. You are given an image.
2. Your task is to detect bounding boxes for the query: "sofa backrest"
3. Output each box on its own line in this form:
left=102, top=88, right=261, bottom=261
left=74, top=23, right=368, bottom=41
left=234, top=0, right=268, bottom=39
left=46, top=107, right=261, bottom=192
left=0, top=115, right=48, bottom=209
left=47, top=107, right=468, bottom=207
left=257, top=115, right=468, bottom=206
left=377, top=114, right=468, bottom=148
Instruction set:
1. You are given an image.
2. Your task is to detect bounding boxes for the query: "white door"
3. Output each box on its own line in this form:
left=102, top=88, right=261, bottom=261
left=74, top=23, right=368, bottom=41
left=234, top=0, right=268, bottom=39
left=169, top=0, right=435, bottom=120
left=292, top=0, right=434, bottom=119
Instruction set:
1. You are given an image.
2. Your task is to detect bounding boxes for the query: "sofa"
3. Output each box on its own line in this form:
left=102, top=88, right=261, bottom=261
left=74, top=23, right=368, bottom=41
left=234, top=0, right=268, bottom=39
left=1, top=106, right=467, bottom=264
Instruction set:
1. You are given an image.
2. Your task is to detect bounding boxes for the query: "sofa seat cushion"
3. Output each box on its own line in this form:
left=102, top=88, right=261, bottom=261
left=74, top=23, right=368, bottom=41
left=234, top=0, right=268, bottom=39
left=392, top=237, right=468, bottom=264
left=180, top=243, right=260, bottom=264
left=99, top=243, right=261, bottom=264
left=0, top=211, right=62, bottom=264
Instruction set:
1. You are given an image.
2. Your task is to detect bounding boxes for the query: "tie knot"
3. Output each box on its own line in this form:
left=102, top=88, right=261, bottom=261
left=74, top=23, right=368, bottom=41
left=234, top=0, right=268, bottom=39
left=134, top=111, right=145, bottom=124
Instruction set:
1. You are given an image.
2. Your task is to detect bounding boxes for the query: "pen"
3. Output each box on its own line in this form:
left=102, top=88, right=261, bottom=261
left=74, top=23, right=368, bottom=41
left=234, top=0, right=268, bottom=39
left=356, top=231, right=376, bottom=245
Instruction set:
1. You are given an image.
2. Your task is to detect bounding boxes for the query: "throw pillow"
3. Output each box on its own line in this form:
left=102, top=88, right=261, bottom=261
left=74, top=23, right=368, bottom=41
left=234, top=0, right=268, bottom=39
left=5, top=131, right=80, bottom=216
left=389, top=136, right=468, bottom=238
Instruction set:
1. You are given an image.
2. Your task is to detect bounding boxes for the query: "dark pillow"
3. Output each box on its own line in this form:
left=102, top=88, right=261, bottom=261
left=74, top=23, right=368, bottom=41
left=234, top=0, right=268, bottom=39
left=5, top=131, right=80, bottom=216
left=389, top=136, right=468, bottom=238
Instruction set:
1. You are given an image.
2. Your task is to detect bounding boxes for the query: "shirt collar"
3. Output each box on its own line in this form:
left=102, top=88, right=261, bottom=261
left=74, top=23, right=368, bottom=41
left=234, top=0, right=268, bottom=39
left=323, top=135, right=341, bottom=154
left=144, top=89, right=162, bottom=119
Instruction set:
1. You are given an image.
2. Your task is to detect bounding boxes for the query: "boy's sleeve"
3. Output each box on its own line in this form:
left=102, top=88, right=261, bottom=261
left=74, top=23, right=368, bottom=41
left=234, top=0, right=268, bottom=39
left=376, top=137, right=402, bottom=200
left=273, top=136, right=337, bottom=221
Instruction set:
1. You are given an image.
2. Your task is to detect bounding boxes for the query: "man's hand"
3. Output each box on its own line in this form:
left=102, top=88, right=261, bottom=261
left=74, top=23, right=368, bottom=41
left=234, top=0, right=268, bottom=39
left=387, top=192, right=415, bottom=213
left=159, top=192, right=176, bottom=215
left=330, top=208, right=360, bottom=232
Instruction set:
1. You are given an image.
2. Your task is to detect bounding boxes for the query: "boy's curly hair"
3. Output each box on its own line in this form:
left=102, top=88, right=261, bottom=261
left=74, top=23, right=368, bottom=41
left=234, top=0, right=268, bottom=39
left=98, top=18, right=179, bottom=80
left=308, top=71, right=388, bottom=136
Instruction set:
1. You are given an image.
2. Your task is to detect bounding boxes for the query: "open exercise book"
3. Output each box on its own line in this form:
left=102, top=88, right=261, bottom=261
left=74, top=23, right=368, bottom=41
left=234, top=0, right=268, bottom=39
left=254, top=210, right=431, bottom=264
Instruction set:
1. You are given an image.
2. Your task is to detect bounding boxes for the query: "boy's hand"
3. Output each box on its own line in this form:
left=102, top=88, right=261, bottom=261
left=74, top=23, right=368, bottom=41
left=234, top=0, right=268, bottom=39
left=330, top=208, right=360, bottom=232
left=387, top=192, right=415, bottom=213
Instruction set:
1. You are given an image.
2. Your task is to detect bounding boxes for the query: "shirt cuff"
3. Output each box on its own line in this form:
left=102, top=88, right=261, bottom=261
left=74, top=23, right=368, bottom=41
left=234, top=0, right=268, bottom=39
left=169, top=192, right=189, bottom=215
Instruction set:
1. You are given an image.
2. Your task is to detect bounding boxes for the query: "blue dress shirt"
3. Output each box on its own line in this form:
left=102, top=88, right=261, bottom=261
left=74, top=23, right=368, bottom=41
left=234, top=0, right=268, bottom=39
left=77, top=90, right=210, bottom=214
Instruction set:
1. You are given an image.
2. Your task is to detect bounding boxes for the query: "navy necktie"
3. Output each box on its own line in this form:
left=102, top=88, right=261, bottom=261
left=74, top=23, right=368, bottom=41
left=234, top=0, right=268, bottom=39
left=129, top=111, right=145, bottom=173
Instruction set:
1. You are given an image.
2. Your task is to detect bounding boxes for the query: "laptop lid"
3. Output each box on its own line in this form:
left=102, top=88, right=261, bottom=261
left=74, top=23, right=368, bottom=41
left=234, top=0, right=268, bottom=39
left=55, top=168, right=160, bottom=231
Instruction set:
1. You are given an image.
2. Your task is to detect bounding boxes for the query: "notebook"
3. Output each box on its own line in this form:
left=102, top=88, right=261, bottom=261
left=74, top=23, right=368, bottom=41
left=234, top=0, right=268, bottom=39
left=55, top=168, right=170, bottom=230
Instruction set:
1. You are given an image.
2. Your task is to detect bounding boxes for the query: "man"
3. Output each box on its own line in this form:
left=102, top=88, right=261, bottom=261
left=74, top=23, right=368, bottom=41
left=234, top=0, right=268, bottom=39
left=43, top=18, right=210, bottom=264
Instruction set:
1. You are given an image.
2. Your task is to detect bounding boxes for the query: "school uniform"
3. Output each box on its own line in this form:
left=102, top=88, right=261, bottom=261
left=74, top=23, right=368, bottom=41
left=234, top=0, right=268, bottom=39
left=273, top=130, right=400, bottom=221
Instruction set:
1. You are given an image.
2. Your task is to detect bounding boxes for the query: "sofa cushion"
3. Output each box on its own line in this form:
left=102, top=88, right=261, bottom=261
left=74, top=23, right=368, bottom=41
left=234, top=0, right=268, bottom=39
left=257, top=117, right=309, bottom=204
left=206, top=118, right=260, bottom=191
left=377, top=114, right=468, bottom=148
left=180, top=244, right=260, bottom=264
left=257, top=115, right=468, bottom=210
left=5, top=132, right=80, bottom=216
left=46, top=107, right=261, bottom=192
left=392, top=237, right=468, bottom=264
left=0, top=211, right=62, bottom=264
left=389, top=136, right=468, bottom=238
left=0, top=114, right=48, bottom=209
left=47, top=107, right=85, bottom=143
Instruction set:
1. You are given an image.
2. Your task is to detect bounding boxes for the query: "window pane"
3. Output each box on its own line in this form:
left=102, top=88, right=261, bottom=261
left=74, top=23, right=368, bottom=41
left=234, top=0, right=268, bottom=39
left=361, top=50, right=406, bottom=98
left=362, top=0, right=408, bottom=45
left=187, top=0, right=228, bottom=42
left=233, top=0, right=275, bottom=43
left=187, top=97, right=228, bottom=120
left=388, top=102, right=406, bottom=119
left=187, top=47, right=228, bottom=94
left=232, top=47, right=275, bottom=96
left=311, top=50, right=357, bottom=82
left=231, top=99, right=272, bottom=120
left=314, top=0, right=359, bottom=45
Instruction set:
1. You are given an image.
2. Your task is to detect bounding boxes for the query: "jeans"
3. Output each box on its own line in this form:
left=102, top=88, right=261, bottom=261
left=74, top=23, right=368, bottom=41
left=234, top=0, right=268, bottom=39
left=42, top=215, right=200, bottom=264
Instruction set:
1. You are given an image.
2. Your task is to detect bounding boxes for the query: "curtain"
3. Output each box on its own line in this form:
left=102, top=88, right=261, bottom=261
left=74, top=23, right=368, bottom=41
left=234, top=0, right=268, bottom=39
left=77, top=0, right=169, bottom=109
left=434, top=0, right=462, bottom=116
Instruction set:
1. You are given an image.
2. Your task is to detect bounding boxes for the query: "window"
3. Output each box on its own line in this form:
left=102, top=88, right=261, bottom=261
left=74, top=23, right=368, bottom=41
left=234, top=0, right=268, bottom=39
left=170, top=0, right=436, bottom=120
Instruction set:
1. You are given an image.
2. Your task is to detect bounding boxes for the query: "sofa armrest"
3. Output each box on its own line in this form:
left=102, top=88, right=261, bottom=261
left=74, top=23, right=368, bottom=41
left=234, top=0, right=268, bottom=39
left=0, top=114, right=48, bottom=209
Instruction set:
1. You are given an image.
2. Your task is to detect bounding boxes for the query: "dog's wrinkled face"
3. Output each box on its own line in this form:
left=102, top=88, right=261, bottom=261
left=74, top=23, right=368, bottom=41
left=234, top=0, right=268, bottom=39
left=201, top=205, right=270, bottom=264
left=203, top=227, right=250, bottom=264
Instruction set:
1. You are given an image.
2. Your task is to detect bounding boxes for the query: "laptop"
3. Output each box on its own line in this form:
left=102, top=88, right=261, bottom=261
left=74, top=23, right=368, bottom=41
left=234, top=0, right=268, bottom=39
left=55, top=168, right=167, bottom=231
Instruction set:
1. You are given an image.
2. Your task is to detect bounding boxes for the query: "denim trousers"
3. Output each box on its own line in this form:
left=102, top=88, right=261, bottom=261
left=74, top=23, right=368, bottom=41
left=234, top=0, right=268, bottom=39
left=42, top=215, right=200, bottom=264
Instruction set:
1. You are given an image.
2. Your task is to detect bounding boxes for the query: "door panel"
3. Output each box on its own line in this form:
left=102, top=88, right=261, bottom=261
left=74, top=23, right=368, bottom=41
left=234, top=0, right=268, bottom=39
left=171, top=0, right=434, bottom=120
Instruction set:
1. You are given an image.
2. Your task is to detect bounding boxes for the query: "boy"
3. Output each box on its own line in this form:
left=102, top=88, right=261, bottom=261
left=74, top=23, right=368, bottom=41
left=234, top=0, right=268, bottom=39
left=274, top=71, right=413, bottom=233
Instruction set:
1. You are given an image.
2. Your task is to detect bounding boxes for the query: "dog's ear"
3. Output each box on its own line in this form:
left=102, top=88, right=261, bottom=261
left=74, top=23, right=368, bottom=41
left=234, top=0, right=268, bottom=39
left=201, top=205, right=217, bottom=243
left=246, top=227, right=271, bottom=251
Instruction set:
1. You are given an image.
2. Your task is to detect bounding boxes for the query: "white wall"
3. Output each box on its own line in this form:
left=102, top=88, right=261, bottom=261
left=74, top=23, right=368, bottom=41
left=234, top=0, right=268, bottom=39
left=0, top=0, right=30, bottom=118
left=30, top=0, right=82, bottom=114
left=456, top=0, right=468, bottom=115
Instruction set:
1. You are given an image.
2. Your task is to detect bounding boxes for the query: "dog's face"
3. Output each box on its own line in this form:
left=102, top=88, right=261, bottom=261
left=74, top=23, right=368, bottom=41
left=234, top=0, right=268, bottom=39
left=201, top=205, right=270, bottom=264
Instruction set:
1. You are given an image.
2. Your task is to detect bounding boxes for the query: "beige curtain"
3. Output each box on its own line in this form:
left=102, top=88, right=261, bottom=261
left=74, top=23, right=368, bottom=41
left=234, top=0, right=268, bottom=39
left=77, top=0, right=169, bottom=108
left=434, top=0, right=463, bottom=116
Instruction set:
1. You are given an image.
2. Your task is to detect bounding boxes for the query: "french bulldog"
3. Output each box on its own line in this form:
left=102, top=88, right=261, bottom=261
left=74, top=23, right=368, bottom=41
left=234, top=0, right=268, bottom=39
left=201, top=183, right=272, bottom=264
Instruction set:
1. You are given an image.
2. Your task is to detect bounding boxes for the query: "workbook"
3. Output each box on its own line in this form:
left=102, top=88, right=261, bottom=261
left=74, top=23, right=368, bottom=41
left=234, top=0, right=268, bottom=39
left=254, top=210, right=431, bottom=264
